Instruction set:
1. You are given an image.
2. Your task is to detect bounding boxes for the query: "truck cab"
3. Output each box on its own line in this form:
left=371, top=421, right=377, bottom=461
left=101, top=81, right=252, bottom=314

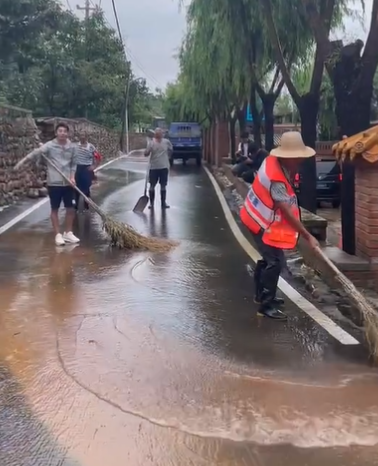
left=167, top=122, right=202, bottom=166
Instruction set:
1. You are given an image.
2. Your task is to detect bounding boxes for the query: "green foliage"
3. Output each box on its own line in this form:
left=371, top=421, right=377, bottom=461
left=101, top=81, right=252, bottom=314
left=173, top=0, right=317, bottom=126
left=0, top=0, right=154, bottom=128
left=174, top=0, right=368, bottom=137
left=163, top=81, right=199, bottom=123
left=174, top=0, right=252, bottom=123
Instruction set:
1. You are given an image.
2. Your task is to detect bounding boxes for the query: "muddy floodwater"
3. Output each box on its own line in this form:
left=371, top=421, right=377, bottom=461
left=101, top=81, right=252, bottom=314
left=1, top=160, right=378, bottom=465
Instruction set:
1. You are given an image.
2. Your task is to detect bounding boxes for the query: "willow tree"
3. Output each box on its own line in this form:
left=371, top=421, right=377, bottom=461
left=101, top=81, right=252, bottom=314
left=301, top=0, right=378, bottom=137
left=291, top=57, right=339, bottom=139
left=219, top=0, right=304, bottom=152
left=183, top=0, right=318, bottom=210
left=257, top=0, right=344, bottom=212
left=297, top=0, right=378, bottom=254
left=177, top=0, right=251, bottom=158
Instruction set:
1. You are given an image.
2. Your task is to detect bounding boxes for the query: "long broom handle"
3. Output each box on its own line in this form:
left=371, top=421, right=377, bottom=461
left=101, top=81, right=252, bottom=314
left=42, top=155, right=103, bottom=218
left=144, top=137, right=152, bottom=196
left=144, top=159, right=150, bottom=196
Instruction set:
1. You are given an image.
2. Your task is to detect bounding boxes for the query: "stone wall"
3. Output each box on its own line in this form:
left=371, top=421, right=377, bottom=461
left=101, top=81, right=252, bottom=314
left=0, top=105, right=43, bottom=206
left=0, top=108, right=146, bottom=207
left=36, top=117, right=146, bottom=161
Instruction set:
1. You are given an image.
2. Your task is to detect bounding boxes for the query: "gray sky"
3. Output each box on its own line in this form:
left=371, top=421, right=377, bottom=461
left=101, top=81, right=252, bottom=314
left=71, top=0, right=373, bottom=91
left=76, top=0, right=187, bottom=90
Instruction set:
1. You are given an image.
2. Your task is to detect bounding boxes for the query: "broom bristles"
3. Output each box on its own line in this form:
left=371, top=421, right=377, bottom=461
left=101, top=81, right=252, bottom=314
left=313, top=245, right=378, bottom=362
left=42, top=155, right=177, bottom=252
left=335, top=273, right=378, bottom=361
left=102, top=215, right=177, bottom=252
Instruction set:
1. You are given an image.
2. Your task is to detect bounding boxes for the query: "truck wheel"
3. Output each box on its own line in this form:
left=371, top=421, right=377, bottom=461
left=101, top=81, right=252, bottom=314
left=169, top=158, right=174, bottom=167
left=196, top=155, right=202, bottom=166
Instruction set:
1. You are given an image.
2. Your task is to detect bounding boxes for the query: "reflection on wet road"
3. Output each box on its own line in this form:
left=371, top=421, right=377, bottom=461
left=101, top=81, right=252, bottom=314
left=1, top=159, right=378, bottom=465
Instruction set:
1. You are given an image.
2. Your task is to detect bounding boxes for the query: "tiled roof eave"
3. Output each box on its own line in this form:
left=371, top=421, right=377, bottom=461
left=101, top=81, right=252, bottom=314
left=333, top=126, right=378, bottom=163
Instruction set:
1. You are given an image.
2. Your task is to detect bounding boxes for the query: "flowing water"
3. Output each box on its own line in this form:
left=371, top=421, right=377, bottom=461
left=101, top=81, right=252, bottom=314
left=1, top=161, right=378, bottom=465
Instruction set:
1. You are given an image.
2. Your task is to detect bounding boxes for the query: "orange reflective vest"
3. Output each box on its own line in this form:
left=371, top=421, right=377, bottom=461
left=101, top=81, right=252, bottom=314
left=240, top=155, right=300, bottom=249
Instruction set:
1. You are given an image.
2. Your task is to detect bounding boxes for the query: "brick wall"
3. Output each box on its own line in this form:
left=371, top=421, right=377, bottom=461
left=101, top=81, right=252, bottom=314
left=355, top=159, right=378, bottom=258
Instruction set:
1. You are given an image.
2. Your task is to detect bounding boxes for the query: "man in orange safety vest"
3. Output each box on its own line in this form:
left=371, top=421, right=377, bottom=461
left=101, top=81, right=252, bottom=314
left=240, top=131, right=320, bottom=320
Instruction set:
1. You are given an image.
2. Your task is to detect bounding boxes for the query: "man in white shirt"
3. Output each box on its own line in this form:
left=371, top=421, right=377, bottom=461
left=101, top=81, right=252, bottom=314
left=144, top=128, right=173, bottom=209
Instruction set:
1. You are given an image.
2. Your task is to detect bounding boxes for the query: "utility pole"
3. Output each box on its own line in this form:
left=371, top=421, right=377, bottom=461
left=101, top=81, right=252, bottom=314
left=76, top=0, right=96, bottom=20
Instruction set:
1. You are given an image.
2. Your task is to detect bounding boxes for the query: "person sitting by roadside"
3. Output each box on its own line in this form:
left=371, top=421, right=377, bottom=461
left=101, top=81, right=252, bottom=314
left=241, top=148, right=269, bottom=184
left=232, top=133, right=259, bottom=178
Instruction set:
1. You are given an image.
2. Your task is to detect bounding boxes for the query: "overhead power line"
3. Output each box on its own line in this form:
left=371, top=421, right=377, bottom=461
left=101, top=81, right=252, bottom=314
left=89, top=0, right=163, bottom=89
left=110, top=0, right=123, bottom=45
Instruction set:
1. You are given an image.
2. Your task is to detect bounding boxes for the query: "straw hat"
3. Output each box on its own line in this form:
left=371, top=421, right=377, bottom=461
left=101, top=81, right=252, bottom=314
left=270, top=131, right=315, bottom=158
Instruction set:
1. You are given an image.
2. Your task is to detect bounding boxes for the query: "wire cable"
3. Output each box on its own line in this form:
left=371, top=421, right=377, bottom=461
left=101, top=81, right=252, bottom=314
left=91, top=0, right=163, bottom=88
left=110, top=0, right=123, bottom=45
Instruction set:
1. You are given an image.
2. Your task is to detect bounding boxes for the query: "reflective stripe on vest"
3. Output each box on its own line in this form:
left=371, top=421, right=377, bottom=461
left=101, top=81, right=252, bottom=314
left=243, top=157, right=277, bottom=229
left=244, top=186, right=274, bottom=229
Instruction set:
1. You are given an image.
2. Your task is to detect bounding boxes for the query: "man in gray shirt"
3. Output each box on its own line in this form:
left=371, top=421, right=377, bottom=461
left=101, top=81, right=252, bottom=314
left=144, top=127, right=173, bottom=209
left=15, top=122, right=80, bottom=246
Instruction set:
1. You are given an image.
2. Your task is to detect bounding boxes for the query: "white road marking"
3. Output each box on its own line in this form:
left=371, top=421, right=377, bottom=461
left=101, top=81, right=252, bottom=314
left=0, top=149, right=140, bottom=236
left=204, top=166, right=359, bottom=346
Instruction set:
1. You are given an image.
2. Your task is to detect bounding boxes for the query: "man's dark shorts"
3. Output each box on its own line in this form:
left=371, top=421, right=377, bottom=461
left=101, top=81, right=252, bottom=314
left=48, top=186, right=74, bottom=210
left=149, top=168, right=169, bottom=187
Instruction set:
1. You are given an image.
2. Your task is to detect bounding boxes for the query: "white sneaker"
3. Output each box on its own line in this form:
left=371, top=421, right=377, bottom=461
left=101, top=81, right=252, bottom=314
left=55, top=233, right=65, bottom=246
left=62, top=231, right=80, bottom=244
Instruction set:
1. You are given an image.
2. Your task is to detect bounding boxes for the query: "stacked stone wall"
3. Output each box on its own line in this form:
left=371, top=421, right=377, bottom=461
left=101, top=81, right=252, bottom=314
left=0, top=108, right=146, bottom=206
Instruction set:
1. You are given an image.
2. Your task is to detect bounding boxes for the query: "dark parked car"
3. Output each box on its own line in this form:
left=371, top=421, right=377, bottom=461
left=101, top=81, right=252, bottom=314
left=294, top=158, right=341, bottom=208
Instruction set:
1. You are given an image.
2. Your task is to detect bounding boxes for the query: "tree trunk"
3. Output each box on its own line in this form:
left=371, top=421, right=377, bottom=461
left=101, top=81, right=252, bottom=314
left=333, top=87, right=372, bottom=255
left=237, top=101, right=248, bottom=134
left=229, top=116, right=237, bottom=163
left=250, top=86, right=262, bottom=148
left=262, top=94, right=275, bottom=151
left=332, top=46, right=376, bottom=255
left=298, top=92, right=319, bottom=213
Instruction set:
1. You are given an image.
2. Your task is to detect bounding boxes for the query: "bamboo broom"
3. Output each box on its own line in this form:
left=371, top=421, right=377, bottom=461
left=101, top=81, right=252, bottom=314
left=315, top=246, right=378, bottom=360
left=43, top=155, right=176, bottom=252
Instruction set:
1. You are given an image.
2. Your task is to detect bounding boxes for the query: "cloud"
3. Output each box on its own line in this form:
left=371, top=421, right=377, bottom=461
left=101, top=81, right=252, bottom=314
left=72, top=0, right=373, bottom=91
left=101, top=0, right=186, bottom=89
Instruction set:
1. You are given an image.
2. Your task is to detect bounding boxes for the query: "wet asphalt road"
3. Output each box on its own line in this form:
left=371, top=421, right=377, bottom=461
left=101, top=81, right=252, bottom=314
left=1, top=159, right=378, bottom=465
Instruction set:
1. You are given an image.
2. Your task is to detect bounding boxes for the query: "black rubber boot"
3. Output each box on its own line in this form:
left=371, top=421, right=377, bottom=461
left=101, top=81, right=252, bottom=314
left=258, top=304, right=287, bottom=321
left=161, top=190, right=170, bottom=209
left=255, top=289, right=285, bottom=306
left=148, top=190, right=155, bottom=209
left=257, top=282, right=287, bottom=320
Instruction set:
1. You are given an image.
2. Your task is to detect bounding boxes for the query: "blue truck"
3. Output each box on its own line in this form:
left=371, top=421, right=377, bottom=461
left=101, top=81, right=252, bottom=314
left=167, top=122, right=202, bottom=167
